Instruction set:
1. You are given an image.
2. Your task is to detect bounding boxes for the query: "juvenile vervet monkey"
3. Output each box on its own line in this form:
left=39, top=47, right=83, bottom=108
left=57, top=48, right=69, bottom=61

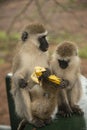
left=11, top=24, right=68, bottom=128
left=50, top=41, right=83, bottom=117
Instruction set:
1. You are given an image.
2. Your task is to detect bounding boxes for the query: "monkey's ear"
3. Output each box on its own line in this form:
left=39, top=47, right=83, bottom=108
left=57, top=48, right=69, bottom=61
left=21, top=31, right=28, bottom=41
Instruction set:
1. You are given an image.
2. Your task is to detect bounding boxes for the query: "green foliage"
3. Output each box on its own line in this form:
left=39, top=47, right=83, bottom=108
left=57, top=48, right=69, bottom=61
left=9, top=33, right=20, bottom=41
left=49, top=31, right=87, bottom=59
left=0, top=31, right=87, bottom=59
left=0, top=31, right=9, bottom=41
left=0, top=31, right=20, bottom=41
left=49, top=31, right=85, bottom=45
left=79, top=46, right=87, bottom=58
left=0, top=58, right=5, bottom=64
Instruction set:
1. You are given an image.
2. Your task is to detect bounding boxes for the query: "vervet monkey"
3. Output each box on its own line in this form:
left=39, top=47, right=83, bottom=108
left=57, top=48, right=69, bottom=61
left=11, top=23, right=69, bottom=128
left=11, top=23, right=50, bottom=127
left=50, top=41, right=83, bottom=117
left=11, top=24, right=68, bottom=128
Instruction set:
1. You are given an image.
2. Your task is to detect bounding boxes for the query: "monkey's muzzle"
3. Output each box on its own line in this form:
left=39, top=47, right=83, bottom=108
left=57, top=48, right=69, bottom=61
left=38, top=36, right=49, bottom=52
left=58, top=59, right=70, bottom=69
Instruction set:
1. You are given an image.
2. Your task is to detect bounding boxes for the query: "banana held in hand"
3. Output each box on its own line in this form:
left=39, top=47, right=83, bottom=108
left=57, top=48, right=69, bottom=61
left=31, top=66, right=61, bottom=85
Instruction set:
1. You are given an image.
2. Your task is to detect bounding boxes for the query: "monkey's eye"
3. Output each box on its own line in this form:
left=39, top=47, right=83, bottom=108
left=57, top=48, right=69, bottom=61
left=21, top=31, right=28, bottom=42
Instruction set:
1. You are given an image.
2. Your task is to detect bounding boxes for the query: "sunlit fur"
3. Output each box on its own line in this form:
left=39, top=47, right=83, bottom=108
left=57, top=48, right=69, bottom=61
left=11, top=23, right=58, bottom=127
left=50, top=41, right=83, bottom=116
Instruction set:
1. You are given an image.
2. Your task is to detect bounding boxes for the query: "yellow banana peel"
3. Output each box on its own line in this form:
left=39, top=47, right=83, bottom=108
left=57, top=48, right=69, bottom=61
left=48, top=75, right=61, bottom=85
left=35, top=66, right=46, bottom=77
left=31, top=72, right=39, bottom=84
left=31, top=66, right=61, bottom=85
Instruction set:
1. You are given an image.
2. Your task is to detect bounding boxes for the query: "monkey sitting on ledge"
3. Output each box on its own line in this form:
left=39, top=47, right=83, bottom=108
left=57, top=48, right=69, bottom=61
left=50, top=41, right=84, bottom=117
left=11, top=23, right=68, bottom=128
left=11, top=23, right=50, bottom=128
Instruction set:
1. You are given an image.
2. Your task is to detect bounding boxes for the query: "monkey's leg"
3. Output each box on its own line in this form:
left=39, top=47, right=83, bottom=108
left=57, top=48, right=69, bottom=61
left=20, top=89, right=34, bottom=122
left=21, top=89, right=45, bottom=128
left=68, top=78, right=84, bottom=115
left=58, top=89, right=73, bottom=117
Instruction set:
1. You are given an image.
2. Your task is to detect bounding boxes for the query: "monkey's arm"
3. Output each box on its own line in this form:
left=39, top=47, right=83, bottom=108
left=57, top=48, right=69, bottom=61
left=65, top=67, right=80, bottom=88
left=12, top=69, right=28, bottom=88
left=67, top=76, right=83, bottom=115
left=58, top=89, right=72, bottom=117
left=12, top=67, right=35, bottom=89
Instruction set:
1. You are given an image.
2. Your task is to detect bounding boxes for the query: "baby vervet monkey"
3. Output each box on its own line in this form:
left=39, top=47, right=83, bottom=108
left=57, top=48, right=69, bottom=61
left=11, top=23, right=68, bottom=128
left=50, top=41, right=84, bottom=117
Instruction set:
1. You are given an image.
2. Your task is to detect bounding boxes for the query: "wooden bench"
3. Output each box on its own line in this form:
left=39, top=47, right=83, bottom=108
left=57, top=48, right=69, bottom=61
left=5, top=73, right=87, bottom=130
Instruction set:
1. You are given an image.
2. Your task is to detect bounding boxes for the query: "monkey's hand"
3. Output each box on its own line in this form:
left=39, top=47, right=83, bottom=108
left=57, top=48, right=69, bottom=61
left=39, top=68, right=51, bottom=81
left=59, top=79, right=69, bottom=88
left=18, top=79, right=28, bottom=88
left=39, top=68, right=61, bottom=86
left=31, top=66, right=61, bottom=85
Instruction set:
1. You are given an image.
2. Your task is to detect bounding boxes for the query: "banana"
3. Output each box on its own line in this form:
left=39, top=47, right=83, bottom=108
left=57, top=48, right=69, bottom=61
left=31, top=66, right=61, bottom=85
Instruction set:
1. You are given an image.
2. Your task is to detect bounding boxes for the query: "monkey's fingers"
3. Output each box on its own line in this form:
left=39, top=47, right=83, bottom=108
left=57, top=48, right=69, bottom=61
left=59, top=79, right=69, bottom=88
left=71, top=105, right=84, bottom=116
left=58, top=104, right=73, bottom=117
left=18, top=79, right=28, bottom=88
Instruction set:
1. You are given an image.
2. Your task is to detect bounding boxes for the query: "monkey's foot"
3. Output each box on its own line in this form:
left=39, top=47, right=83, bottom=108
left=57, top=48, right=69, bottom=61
left=44, top=118, right=52, bottom=125
left=32, top=117, right=45, bottom=128
left=58, top=104, right=73, bottom=117
left=71, top=105, right=84, bottom=116
left=19, top=79, right=28, bottom=88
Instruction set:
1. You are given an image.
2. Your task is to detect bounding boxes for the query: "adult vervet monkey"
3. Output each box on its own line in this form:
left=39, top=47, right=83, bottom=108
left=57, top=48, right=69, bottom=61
left=11, top=23, right=69, bottom=128
left=11, top=23, right=68, bottom=128
left=50, top=41, right=83, bottom=117
left=11, top=23, right=50, bottom=127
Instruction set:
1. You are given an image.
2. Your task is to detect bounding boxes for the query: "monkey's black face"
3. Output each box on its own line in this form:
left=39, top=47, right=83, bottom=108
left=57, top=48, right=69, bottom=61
left=38, top=36, right=49, bottom=52
left=58, top=59, right=70, bottom=69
